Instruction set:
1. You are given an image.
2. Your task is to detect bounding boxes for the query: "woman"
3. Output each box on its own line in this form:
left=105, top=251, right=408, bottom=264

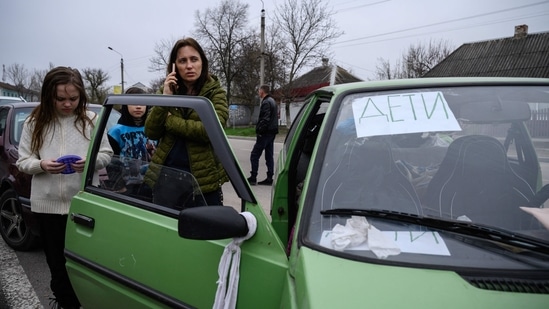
left=16, top=66, right=113, bottom=309
left=144, top=37, right=229, bottom=208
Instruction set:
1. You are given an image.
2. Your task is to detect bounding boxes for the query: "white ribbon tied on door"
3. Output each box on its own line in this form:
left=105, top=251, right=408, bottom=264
left=213, top=212, right=257, bottom=309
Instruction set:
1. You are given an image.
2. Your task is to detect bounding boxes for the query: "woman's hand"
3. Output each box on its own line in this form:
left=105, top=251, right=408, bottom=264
left=163, top=63, right=178, bottom=95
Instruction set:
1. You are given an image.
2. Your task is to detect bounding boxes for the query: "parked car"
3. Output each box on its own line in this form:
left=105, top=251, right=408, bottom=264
left=0, top=103, right=120, bottom=250
left=64, top=77, right=549, bottom=308
left=0, top=96, right=26, bottom=105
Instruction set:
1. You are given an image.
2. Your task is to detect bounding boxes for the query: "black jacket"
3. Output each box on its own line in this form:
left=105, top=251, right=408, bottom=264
left=256, top=95, right=278, bottom=135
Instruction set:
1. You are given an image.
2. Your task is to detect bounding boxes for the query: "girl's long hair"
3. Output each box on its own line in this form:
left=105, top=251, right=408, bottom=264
left=29, top=66, right=94, bottom=153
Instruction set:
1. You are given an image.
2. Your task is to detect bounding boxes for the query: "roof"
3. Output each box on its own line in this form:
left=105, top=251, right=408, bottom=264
left=0, top=81, right=18, bottom=91
left=287, top=61, right=362, bottom=98
left=424, top=27, right=549, bottom=78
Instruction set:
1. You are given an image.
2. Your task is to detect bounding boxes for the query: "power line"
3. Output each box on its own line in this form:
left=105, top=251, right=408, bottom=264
left=335, top=13, right=549, bottom=48
left=333, top=0, right=549, bottom=46
left=334, top=11, right=549, bottom=49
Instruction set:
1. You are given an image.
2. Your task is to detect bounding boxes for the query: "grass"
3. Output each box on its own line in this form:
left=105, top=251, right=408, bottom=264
left=224, top=126, right=257, bottom=137
left=224, top=126, right=289, bottom=138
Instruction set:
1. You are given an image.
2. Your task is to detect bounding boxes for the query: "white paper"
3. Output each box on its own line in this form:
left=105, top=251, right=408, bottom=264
left=351, top=91, right=461, bottom=138
left=321, top=230, right=451, bottom=256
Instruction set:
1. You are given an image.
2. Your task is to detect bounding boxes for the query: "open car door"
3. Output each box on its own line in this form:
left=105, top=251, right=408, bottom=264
left=65, top=94, right=289, bottom=309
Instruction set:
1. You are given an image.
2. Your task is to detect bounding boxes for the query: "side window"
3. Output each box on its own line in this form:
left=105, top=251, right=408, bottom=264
left=99, top=156, right=206, bottom=209
left=284, top=98, right=312, bottom=154
left=0, top=109, right=8, bottom=136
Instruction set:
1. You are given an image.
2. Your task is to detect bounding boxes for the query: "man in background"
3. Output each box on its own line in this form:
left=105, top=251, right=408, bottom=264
left=248, top=84, right=278, bottom=185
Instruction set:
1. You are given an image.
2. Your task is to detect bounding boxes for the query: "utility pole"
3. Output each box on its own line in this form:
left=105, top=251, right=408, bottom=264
left=260, top=3, right=265, bottom=87
left=108, top=46, right=124, bottom=94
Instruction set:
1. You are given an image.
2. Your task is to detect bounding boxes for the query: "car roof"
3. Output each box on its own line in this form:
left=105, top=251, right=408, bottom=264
left=0, top=102, right=39, bottom=108
left=314, top=76, right=549, bottom=96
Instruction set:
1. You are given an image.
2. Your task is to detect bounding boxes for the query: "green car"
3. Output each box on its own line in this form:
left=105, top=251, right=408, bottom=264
left=66, top=78, right=549, bottom=308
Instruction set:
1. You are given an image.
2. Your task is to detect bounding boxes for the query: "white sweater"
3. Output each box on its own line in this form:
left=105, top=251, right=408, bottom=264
left=16, top=111, right=113, bottom=214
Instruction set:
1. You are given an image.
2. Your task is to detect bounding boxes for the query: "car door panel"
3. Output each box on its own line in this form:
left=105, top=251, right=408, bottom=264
left=66, top=189, right=289, bottom=308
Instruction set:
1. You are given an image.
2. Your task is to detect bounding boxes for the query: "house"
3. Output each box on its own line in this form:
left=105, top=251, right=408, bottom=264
left=0, top=81, right=21, bottom=98
left=129, top=82, right=151, bottom=93
left=278, top=58, right=363, bottom=125
left=424, top=24, right=549, bottom=137
left=423, top=25, right=549, bottom=78
left=285, top=58, right=363, bottom=101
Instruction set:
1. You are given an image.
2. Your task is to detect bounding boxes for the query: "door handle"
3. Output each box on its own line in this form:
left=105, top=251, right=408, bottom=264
left=70, top=213, right=95, bottom=228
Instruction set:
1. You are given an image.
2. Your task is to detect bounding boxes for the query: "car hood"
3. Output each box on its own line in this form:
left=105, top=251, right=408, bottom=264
left=292, top=246, right=548, bottom=308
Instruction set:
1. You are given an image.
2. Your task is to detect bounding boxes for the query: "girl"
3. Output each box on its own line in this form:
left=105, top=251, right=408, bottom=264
left=16, top=66, right=113, bottom=309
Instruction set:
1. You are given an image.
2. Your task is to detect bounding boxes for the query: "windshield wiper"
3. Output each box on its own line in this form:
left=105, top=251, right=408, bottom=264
left=321, top=208, right=549, bottom=255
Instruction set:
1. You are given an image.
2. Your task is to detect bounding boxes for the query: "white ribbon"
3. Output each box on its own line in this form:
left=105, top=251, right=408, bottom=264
left=212, top=211, right=257, bottom=309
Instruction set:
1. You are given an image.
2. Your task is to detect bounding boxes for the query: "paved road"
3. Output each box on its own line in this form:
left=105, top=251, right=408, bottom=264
left=0, top=239, right=42, bottom=308
left=0, top=137, right=281, bottom=308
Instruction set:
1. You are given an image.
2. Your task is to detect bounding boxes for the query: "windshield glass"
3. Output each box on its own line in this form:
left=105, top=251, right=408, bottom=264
left=306, top=85, right=549, bottom=269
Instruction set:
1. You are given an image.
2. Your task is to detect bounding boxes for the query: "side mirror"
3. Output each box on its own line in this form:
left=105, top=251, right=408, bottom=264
left=178, top=206, right=249, bottom=240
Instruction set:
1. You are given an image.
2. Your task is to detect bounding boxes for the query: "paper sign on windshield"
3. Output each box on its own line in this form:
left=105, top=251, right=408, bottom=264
left=351, top=92, right=461, bottom=138
left=320, top=230, right=451, bottom=256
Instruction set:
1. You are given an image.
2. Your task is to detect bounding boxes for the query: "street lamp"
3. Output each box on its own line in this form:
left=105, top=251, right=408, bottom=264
left=108, top=46, right=124, bottom=94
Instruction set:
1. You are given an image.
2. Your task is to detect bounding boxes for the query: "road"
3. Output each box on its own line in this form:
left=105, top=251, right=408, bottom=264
left=1, top=137, right=281, bottom=308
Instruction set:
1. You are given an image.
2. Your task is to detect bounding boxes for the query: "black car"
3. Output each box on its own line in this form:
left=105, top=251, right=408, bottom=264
left=0, top=103, right=119, bottom=250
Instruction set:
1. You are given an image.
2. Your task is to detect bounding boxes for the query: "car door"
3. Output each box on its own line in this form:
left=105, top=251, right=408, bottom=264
left=65, top=95, right=289, bottom=309
left=271, top=91, right=333, bottom=248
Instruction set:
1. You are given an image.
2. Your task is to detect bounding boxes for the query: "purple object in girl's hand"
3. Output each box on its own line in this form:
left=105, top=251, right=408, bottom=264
left=56, top=155, right=82, bottom=174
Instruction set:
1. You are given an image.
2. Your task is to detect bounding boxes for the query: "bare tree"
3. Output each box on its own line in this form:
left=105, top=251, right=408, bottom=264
left=29, top=62, right=56, bottom=96
left=148, top=36, right=179, bottom=75
left=82, top=68, right=110, bottom=103
left=375, top=39, right=454, bottom=80
left=193, top=0, right=252, bottom=104
left=274, top=0, right=343, bottom=127
left=149, top=77, right=165, bottom=94
left=5, top=63, right=31, bottom=98
left=263, top=23, right=288, bottom=93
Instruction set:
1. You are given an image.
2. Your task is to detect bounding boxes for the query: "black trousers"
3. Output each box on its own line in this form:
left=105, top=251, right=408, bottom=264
left=35, top=213, right=80, bottom=308
left=250, top=133, right=276, bottom=179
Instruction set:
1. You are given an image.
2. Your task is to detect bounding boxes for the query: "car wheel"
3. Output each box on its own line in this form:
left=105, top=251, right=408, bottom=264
left=0, top=189, right=38, bottom=251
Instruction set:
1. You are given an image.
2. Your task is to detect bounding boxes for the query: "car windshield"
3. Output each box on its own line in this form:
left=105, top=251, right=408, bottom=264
left=306, top=85, right=549, bottom=269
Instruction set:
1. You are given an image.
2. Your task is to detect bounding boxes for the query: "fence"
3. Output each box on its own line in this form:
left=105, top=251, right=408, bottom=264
left=528, top=109, right=549, bottom=137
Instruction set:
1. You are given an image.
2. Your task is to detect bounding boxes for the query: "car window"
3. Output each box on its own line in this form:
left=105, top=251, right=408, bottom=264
left=0, top=108, right=8, bottom=136
left=303, top=84, right=549, bottom=269
left=11, top=108, right=34, bottom=145
left=99, top=155, right=206, bottom=209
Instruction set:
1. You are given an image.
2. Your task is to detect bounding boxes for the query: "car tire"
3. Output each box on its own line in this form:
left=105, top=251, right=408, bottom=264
left=0, top=189, right=38, bottom=251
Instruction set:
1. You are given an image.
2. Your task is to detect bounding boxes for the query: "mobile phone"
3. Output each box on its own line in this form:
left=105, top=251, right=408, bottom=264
left=170, top=63, right=177, bottom=93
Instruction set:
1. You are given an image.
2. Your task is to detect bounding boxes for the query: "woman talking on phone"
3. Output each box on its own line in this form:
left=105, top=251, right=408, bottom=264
left=144, top=37, right=229, bottom=208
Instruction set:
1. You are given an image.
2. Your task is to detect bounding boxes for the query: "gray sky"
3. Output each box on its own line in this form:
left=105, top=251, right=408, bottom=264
left=1, top=0, right=548, bottom=89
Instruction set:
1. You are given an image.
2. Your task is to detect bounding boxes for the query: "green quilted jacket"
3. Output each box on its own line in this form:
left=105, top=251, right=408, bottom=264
left=144, top=75, right=229, bottom=193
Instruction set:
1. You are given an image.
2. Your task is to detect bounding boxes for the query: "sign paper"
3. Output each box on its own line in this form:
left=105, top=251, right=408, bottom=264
left=351, top=92, right=461, bottom=137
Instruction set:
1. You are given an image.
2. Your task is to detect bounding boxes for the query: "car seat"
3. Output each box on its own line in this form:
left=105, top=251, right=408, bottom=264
left=321, top=138, right=423, bottom=215
left=423, top=135, right=536, bottom=229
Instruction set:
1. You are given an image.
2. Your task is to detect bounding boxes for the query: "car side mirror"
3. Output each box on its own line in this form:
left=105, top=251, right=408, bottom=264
left=178, top=206, right=249, bottom=240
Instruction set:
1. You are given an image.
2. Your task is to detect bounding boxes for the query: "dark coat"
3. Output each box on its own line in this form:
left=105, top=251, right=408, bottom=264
left=256, top=94, right=278, bottom=135
left=144, top=75, right=229, bottom=193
